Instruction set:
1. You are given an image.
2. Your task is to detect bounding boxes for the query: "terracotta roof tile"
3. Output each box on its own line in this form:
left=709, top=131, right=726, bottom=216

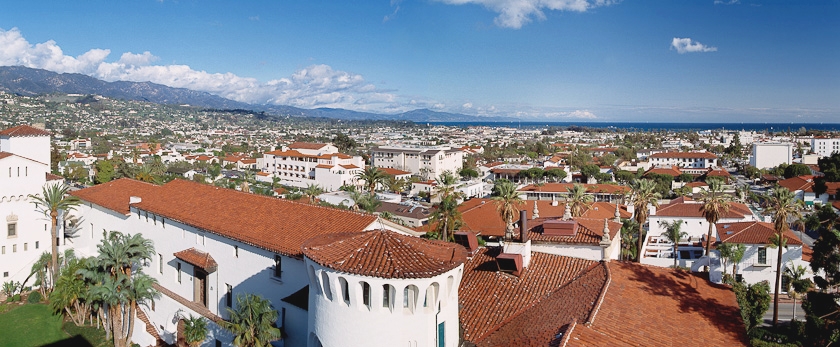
left=459, top=199, right=629, bottom=237
left=72, top=179, right=377, bottom=257
left=655, top=201, right=752, bottom=219
left=650, top=151, right=718, bottom=159
left=378, top=167, right=412, bottom=176
left=527, top=217, right=621, bottom=245
left=566, top=262, right=748, bottom=346
left=173, top=248, right=218, bottom=272
left=288, top=142, right=329, bottom=150
left=459, top=248, right=597, bottom=342
left=302, top=230, right=466, bottom=279
left=716, top=221, right=803, bottom=246
left=518, top=183, right=630, bottom=195
left=0, top=125, right=51, bottom=137
left=777, top=176, right=815, bottom=193
left=46, top=173, right=63, bottom=181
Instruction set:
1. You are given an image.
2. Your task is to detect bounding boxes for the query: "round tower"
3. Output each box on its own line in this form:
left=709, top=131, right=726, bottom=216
left=302, top=230, right=466, bottom=347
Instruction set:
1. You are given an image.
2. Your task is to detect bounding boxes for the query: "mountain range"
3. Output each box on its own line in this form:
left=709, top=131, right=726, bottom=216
left=0, top=66, right=513, bottom=122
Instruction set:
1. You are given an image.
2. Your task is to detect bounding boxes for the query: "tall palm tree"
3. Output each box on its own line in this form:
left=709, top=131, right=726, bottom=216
left=764, top=187, right=802, bottom=328
left=430, top=195, right=462, bottom=242
left=630, top=179, right=660, bottom=263
left=224, top=293, right=283, bottom=347
left=434, top=171, right=462, bottom=202
left=700, top=178, right=731, bottom=267
left=29, top=183, right=81, bottom=288
left=183, top=315, right=209, bottom=347
left=566, top=183, right=593, bottom=217
left=356, top=166, right=387, bottom=194
left=492, top=180, right=523, bottom=240
left=303, top=184, right=323, bottom=204
left=783, top=262, right=811, bottom=321
left=659, top=220, right=688, bottom=268
left=620, top=219, right=640, bottom=261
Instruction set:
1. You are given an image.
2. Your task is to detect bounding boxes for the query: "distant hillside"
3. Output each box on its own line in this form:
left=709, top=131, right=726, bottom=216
left=0, top=66, right=512, bottom=122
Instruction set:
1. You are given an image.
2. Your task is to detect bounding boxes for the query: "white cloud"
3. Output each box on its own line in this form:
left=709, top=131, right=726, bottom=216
left=670, top=37, right=717, bottom=54
left=384, top=0, right=402, bottom=22
left=714, top=0, right=739, bottom=5
left=434, top=0, right=618, bottom=29
left=0, top=27, right=401, bottom=111
left=462, top=102, right=473, bottom=109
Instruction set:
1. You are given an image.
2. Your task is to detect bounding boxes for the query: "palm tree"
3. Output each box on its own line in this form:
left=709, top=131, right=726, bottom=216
left=717, top=242, right=746, bottom=280
left=620, top=219, right=640, bottom=261
left=49, top=257, right=93, bottom=326
left=224, top=293, right=283, bottom=347
left=783, top=262, right=811, bottom=321
left=434, top=171, right=462, bottom=202
left=30, top=183, right=81, bottom=288
left=492, top=180, right=523, bottom=240
left=384, top=175, right=407, bottom=195
left=764, top=187, right=803, bottom=328
left=566, top=183, right=593, bottom=217
left=630, top=179, right=660, bottom=263
left=303, top=184, right=323, bottom=204
left=659, top=220, right=688, bottom=268
left=699, top=178, right=731, bottom=266
left=430, top=195, right=462, bottom=241
left=183, top=315, right=209, bottom=347
left=356, top=166, right=386, bottom=194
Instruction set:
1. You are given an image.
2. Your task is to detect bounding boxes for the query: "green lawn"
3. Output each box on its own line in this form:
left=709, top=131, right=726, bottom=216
left=0, top=303, right=112, bottom=347
left=0, top=303, right=68, bottom=347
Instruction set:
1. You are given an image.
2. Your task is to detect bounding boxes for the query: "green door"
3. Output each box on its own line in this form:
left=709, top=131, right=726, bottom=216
left=438, top=321, right=445, bottom=347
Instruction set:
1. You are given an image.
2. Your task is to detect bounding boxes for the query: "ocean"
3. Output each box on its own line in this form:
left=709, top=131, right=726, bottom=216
left=427, top=121, right=840, bottom=132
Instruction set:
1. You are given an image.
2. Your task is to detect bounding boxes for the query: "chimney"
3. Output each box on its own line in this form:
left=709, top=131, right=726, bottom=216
left=129, top=196, right=142, bottom=204
left=519, top=210, right=528, bottom=243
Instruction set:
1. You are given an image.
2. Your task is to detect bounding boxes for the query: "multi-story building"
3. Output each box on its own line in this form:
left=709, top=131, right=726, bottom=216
left=649, top=151, right=718, bottom=169
left=0, top=125, right=63, bottom=284
left=371, top=145, right=464, bottom=180
left=750, top=142, right=793, bottom=169
left=262, top=142, right=365, bottom=191
left=811, top=137, right=840, bottom=158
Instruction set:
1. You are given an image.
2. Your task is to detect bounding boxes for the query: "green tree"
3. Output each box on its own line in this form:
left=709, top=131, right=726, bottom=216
left=29, top=183, right=81, bottom=289
left=659, top=220, right=688, bottom=268
left=717, top=242, right=746, bottom=280
left=544, top=168, right=567, bottom=182
left=49, top=257, right=93, bottom=325
left=183, top=315, right=209, bottom=347
left=677, top=173, right=694, bottom=183
left=579, top=164, right=600, bottom=183
left=223, top=293, right=283, bottom=347
left=734, top=280, right=772, bottom=332
left=303, top=184, right=323, bottom=204
left=94, top=160, right=115, bottom=184
left=700, top=178, right=731, bottom=265
left=492, top=180, right=523, bottom=240
left=207, top=163, right=222, bottom=181
left=764, top=187, right=803, bottom=328
left=630, top=179, right=660, bottom=263
left=458, top=167, right=479, bottom=180
left=783, top=163, right=812, bottom=179
left=566, top=183, right=593, bottom=217
left=620, top=219, right=640, bottom=261
left=783, top=263, right=812, bottom=321
left=356, top=166, right=387, bottom=194
left=332, top=133, right=358, bottom=153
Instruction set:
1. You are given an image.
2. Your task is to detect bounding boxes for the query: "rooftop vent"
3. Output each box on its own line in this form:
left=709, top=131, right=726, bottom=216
left=454, top=231, right=479, bottom=255
left=496, top=253, right=523, bottom=276
left=543, top=220, right=578, bottom=237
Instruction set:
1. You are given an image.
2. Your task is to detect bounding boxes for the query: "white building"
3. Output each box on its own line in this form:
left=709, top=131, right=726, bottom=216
left=750, top=142, right=793, bottom=169
left=69, top=178, right=412, bottom=347
left=371, top=145, right=464, bottom=180
left=716, top=221, right=811, bottom=293
left=262, top=142, right=365, bottom=192
left=649, top=151, right=718, bottom=169
left=302, top=230, right=464, bottom=347
left=811, top=137, right=840, bottom=158
left=0, top=125, right=63, bottom=284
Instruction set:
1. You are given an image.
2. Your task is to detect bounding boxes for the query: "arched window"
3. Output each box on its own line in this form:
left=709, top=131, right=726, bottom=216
left=425, top=283, right=439, bottom=308
left=339, top=277, right=350, bottom=305
left=321, top=272, right=332, bottom=301
left=361, top=282, right=371, bottom=308
left=382, top=284, right=394, bottom=309
left=404, top=285, right=419, bottom=313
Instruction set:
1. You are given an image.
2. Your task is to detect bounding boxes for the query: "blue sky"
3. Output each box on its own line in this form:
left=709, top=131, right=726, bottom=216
left=0, top=0, right=838, bottom=122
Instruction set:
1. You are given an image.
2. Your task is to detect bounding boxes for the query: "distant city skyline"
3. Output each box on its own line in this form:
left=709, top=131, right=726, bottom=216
left=0, top=0, right=837, bottom=123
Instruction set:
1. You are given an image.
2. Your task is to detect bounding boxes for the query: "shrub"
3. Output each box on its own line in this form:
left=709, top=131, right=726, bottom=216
left=27, top=291, right=43, bottom=304
left=11, top=294, right=21, bottom=302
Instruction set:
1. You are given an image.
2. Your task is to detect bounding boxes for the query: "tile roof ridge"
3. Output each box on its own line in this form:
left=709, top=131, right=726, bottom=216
left=558, top=318, right=578, bottom=347
left=474, top=260, right=606, bottom=344
left=584, top=261, right=612, bottom=326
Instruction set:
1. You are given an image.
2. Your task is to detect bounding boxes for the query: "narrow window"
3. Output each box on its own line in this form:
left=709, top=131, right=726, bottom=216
left=177, top=262, right=182, bottom=283
left=340, top=278, right=350, bottom=303
left=274, top=255, right=282, bottom=278
left=7, top=223, right=16, bottom=238
left=35, top=241, right=39, bottom=249
left=758, top=247, right=767, bottom=265
left=23, top=243, right=27, bottom=251
left=1, top=246, right=5, bottom=254
left=281, top=307, right=286, bottom=328
left=382, top=284, right=391, bottom=308
left=12, top=244, right=16, bottom=253
left=226, top=284, right=233, bottom=307
left=362, top=282, right=371, bottom=308
left=159, top=254, right=163, bottom=274
left=234, top=245, right=239, bottom=258
left=153, top=215, right=156, bottom=225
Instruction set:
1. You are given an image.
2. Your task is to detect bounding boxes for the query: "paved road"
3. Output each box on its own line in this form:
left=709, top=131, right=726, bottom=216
left=762, top=298, right=802, bottom=326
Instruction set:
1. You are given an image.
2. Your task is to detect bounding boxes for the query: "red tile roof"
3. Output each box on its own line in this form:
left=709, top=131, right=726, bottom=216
left=565, top=262, right=748, bottom=346
left=173, top=248, right=218, bottom=272
left=45, top=173, right=63, bottom=181
left=518, top=183, right=630, bottom=195
left=0, top=125, right=51, bottom=137
left=644, top=166, right=682, bottom=177
left=527, top=217, right=621, bottom=245
left=716, top=221, right=803, bottom=246
left=302, top=230, right=466, bottom=279
left=459, top=199, right=629, bottom=237
left=476, top=262, right=609, bottom=347
left=72, top=179, right=378, bottom=257
left=287, top=142, right=329, bottom=150
left=655, top=201, right=752, bottom=219
left=459, top=248, right=598, bottom=342
left=650, top=151, right=717, bottom=159
left=777, top=175, right=815, bottom=193
left=378, top=167, right=412, bottom=176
